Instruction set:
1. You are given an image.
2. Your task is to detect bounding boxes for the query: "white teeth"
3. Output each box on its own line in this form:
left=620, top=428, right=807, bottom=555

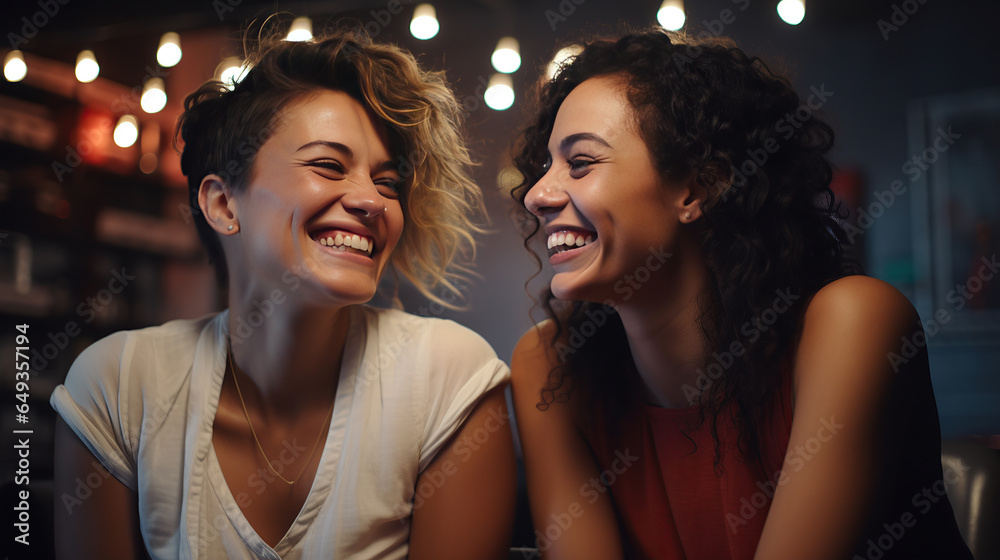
left=546, top=231, right=596, bottom=252
left=316, top=232, right=374, bottom=255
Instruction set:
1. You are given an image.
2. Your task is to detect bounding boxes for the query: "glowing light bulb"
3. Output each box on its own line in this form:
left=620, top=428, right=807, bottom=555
left=410, top=4, right=439, bottom=40
left=75, top=50, right=99, bottom=83
left=140, top=78, right=167, bottom=113
left=4, top=50, right=26, bottom=82
left=157, top=32, right=182, bottom=67
left=218, top=57, right=251, bottom=90
left=657, top=0, right=686, bottom=31
left=546, top=45, right=583, bottom=81
left=484, top=73, right=514, bottom=111
left=287, top=17, right=313, bottom=42
left=491, top=37, right=521, bottom=74
left=777, top=0, right=805, bottom=25
left=114, top=115, right=139, bottom=148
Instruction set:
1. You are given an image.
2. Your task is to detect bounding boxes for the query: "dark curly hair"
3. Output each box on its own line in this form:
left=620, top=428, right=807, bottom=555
left=510, top=27, right=861, bottom=466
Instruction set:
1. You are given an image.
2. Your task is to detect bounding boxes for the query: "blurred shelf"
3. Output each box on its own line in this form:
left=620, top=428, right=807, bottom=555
left=0, top=284, right=57, bottom=317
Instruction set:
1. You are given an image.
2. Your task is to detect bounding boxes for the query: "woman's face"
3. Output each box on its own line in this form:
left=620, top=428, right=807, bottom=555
left=524, top=76, right=687, bottom=304
left=227, top=89, right=405, bottom=305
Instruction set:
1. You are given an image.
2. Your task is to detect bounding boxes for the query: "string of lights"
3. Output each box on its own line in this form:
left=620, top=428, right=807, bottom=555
left=1, top=2, right=809, bottom=173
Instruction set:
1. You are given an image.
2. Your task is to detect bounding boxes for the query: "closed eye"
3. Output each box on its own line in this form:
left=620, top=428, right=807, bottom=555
left=306, top=160, right=346, bottom=176
left=568, top=155, right=597, bottom=177
left=305, top=159, right=401, bottom=198
left=374, top=177, right=402, bottom=199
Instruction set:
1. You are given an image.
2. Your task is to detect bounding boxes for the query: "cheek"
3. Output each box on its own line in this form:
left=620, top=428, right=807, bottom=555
left=389, top=222, right=405, bottom=253
left=381, top=212, right=405, bottom=255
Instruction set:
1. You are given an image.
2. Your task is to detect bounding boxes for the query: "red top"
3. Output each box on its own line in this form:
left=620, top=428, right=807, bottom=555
left=585, top=378, right=794, bottom=560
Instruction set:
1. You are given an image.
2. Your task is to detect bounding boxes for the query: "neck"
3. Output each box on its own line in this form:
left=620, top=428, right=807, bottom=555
left=226, top=285, right=352, bottom=416
left=615, top=245, right=711, bottom=409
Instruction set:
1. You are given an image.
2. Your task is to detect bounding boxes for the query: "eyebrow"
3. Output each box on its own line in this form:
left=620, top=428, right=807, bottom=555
left=297, top=140, right=399, bottom=175
left=559, top=132, right=613, bottom=154
left=296, top=140, right=354, bottom=158
left=371, top=160, right=398, bottom=174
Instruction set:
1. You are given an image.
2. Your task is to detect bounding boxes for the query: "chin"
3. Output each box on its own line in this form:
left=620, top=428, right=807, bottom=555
left=302, top=274, right=378, bottom=306
left=550, top=276, right=598, bottom=303
left=552, top=271, right=631, bottom=308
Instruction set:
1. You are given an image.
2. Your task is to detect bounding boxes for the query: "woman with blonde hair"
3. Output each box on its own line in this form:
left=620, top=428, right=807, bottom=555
left=52, top=29, right=515, bottom=560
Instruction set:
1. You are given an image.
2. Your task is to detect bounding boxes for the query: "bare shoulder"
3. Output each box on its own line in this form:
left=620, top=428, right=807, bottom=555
left=758, top=283, right=937, bottom=557
left=510, top=318, right=586, bottom=419
left=510, top=319, right=560, bottom=387
left=804, top=275, right=919, bottom=330
left=794, top=275, right=925, bottom=394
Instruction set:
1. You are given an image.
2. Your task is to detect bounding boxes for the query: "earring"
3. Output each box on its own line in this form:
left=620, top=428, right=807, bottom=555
left=684, top=212, right=692, bottom=220
left=228, top=225, right=235, bottom=231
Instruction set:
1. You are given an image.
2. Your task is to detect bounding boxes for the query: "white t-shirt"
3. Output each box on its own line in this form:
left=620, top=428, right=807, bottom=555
left=50, top=305, right=510, bottom=560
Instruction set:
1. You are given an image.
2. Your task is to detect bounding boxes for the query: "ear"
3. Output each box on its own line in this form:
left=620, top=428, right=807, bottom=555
left=198, top=174, right=239, bottom=234
left=674, top=172, right=708, bottom=223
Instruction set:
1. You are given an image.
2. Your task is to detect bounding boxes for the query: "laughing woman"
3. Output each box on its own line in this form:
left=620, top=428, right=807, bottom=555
left=51, top=31, right=515, bottom=560
left=510, top=29, right=972, bottom=559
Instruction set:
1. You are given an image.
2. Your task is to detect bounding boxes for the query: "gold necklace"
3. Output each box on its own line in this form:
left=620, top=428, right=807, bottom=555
left=227, top=343, right=336, bottom=486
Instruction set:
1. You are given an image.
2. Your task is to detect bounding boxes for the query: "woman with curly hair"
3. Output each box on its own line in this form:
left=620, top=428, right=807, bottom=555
left=51, top=29, right=515, bottom=559
left=511, top=28, right=972, bottom=559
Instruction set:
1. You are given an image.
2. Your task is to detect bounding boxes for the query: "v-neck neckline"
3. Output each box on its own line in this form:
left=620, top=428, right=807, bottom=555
left=191, top=306, right=369, bottom=558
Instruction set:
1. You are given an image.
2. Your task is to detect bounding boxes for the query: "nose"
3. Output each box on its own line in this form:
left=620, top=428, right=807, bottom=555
left=524, top=171, right=569, bottom=218
left=342, top=178, right=386, bottom=219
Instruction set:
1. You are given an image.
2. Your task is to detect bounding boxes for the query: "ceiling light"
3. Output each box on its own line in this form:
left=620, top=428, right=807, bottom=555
left=218, top=57, right=251, bottom=90
left=4, top=51, right=26, bottom=82
left=287, top=17, right=313, bottom=42
left=491, top=37, right=521, bottom=74
left=114, top=115, right=138, bottom=148
left=410, top=4, right=439, bottom=40
left=484, top=73, right=514, bottom=111
left=777, top=0, right=805, bottom=25
left=157, top=32, right=182, bottom=67
left=546, top=45, right=583, bottom=81
left=75, top=50, right=99, bottom=83
left=657, top=0, right=686, bottom=31
left=140, top=78, right=167, bottom=113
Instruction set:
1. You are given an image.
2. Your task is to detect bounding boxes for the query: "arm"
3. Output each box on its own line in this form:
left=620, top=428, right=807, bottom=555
left=754, top=276, right=926, bottom=559
left=510, top=322, right=624, bottom=560
left=408, top=384, right=517, bottom=560
left=54, top=416, right=147, bottom=560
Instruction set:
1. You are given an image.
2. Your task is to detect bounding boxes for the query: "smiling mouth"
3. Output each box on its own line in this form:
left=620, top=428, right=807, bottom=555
left=311, top=230, right=375, bottom=256
left=546, top=230, right=596, bottom=256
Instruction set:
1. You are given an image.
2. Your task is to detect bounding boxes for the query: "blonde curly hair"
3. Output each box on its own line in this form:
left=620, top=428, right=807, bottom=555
left=177, top=27, right=484, bottom=308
